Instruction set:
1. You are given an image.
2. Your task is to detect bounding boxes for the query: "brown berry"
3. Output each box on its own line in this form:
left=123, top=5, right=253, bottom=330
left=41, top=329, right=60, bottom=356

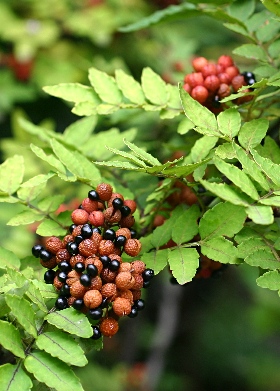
left=53, top=275, right=63, bottom=290
left=98, top=240, right=115, bottom=256
left=119, top=262, right=132, bottom=273
left=124, top=239, right=142, bottom=257
left=85, top=257, right=103, bottom=274
left=184, top=72, right=204, bottom=88
left=131, top=261, right=146, bottom=274
left=131, top=289, right=142, bottom=301
left=225, top=66, right=239, bottom=81
left=67, top=296, right=76, bottom=306
left=108, top=193, right=124, bottom=208
left=218, top=73, right=231, bottom=84
left=132, top=273, right=144, bottom=290
left=118, top=289, right=134, bottom=304
left=40, top=257, right=57, bottom=269
left=101, top=283, right=117, bottom=301
left=201, top=63, right=217, bottom=78
left=83, top=289, right=102, bottom=308
left=79, top=239, right=98, bottom=257
left=231, top=74, right=246, bottom=92
left=45, top=236, right=64, bottom=254
left=123, top=200, right=137, bottom=214
left=99, top=317, right=119, bottom=337
left=103, top=207, right=122, bottom=224
left=71, top=209, right=89, bottom=225
left=62, top=235, right=74, bottom=247
left=70, top=254, right=85, bottom=268
left=81, top=198, right=98, bottom=213
left=72, top=225, right=82, bottom=237
left=115, top=228, right=131, bottom=240
left=96, top=183, right=113, bottom=201
left=120, top=215, right=135, bottom=228
left=217, top=55, right=234, bottom=69
left=112, top=297, right=131, bottom=317
left=89, top=276, right=102, bottom=290
left=115, top=272, right=135, bottom=290
left=88, top=211, right=105, bottom=227
left=56, top=248, right=70, bottom=263
left=100, top=268, right=117, bottom=283
left=217, top=83, right=231, bottom=99
left=70, top=281, right=87, bottom=298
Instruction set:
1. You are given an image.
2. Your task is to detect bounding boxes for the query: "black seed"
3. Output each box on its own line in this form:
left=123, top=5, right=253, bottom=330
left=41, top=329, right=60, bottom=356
left=103, top=229, right=116, bottom=241
left=120, top=205, right=131, bottom=217
left=60, top=284, right=71, bottom=297
left=32, top=244, right=43, bottom=258
left=115, top=235, right=126, bottom=247
left=134, top=299, right=145, bottom=311
left=109, top=260, right=120, bottom=271
left=67, top=242, right=79, bottom=255
left=44, top=270, right=56, bottom=284
left=88, top=307, right=103, bottom=320
left=142, top=269, right=154, bottom=282
left=242, top=71, right=255, bottom=82
left=69, top=224, right=77, bottom=233
left=40, top=249, right=53, bottom=262
left=128, top=306, right=138, bottom=318
left=75, top=262, right=85, bottom=273
left=92, top=227, right=102, bottom=234
left=58, top=261, right=72, bottom=273
left=129, top=229, right=137, bottom=239
left=112, top=198, right=124, bottom=210
left=81, top=224, right=93, bottom=239
left=80, top=274, right=91, bottom=287
left=100, top=255, right=111, bottom=268
left=74, top=235, right=84, bottom=245
left=88, top=190, right=99, bottom=201
left=212, top=95, right=221, bottom=107
left=72, top=299, right=84, bottom=311
left=55, top=296, right=68, bottom=310
left=58, top=271, right=67, bottom=283
left=91, top=326, right=102, bottom=339
left=100, top=298, right=108, bottom=309
left=87, top=264, right=98, bottom=277
left=143, top=281, right=151, bottom=288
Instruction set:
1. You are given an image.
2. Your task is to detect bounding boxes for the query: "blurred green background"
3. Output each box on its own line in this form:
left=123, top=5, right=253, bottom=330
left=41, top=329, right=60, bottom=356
left=1, top=1, right=280, bottom=390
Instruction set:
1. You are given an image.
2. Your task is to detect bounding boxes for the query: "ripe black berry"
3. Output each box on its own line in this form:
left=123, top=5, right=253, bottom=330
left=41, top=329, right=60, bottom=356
left=112, top=198, right=124, bottom=210
left=80, top=273, right=91, bottom=287
left=67, top=242, right=79, bottom=255
left=55, top=296, right=68, bottom=310
left=87, top=264, right=98, bottom=277
left=69, top=224, right=77, bottom=233
left=142, top=269, right=154, bottom=282
left=143, top=281, right=151, bottom=288
left=109, top=259, right=120, bottom=271
left=91, top=325, right=102, bottom=340
left=88, top=190, right=99, bottom=201
left=100, top=298, right=108, bottom=309
left=40, top=249, right=53, bottom=262
left=242, top=71, right=255, bottom=82
left=74, top=235, right=84, bottom=245
left=120, top=205, right=131, bottom=217
left=32, top=244, right=43, bottom=258
left=93, top=227, right=102, bottom=234
left=75, top=262, right=85, bottom=273
left=129, top=229, right=137, bottom=239
left=100, top=255, right=111, bottom=268
left=58, top=261, right=72, bottom=273
left=58, top=271, right=67, bottom=283
left=88, top=307, right=103, bottom=320
left=128, top=306, right=138, bottom=318
left=134, top=299, right=145, bottom=311
left=72, top=299, right=84, bottom=311
left=247, top=78, right=256, bottom=86
left=115, top=235, right=126, bottom=247
left=60, top=284, right=71, bottom=297
left=44, top=269, right=56, bottom=284
left=103, top=229, right=116, bottom=241
left=81, top=224, right=93, bottom=239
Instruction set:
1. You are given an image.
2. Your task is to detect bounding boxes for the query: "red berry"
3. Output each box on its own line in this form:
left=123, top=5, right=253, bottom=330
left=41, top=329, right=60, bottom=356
left=192, top=57, right=208, bottom=72
left=217, top=83, right=231, bottom=99
left=81, top=198, right=98, bottom=213
left=225, top=66, right=239, bottom=81
left=218, top=55, right=234, bottom=69
left=183, top=83, right=192, bottom=93
left=191, top=85, right=209, bottom=103
left=204, top=75, right=220, bottom=92
left=201, top=63, right=217, bottom=78
left=231, top=74, right=246, bottom=92
left=71, top=209, right=89, bottom=225
left=88, top=210, right=105, bottom=227
left=184, top=72, right=204, bottom=88
left=218, top=73, right=231, bottom=84
left=96, top=183, right=113, bottom=201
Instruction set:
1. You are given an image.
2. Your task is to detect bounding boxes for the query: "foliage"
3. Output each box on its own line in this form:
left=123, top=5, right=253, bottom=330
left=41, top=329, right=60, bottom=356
left=1, top=0, right=280, bottom=390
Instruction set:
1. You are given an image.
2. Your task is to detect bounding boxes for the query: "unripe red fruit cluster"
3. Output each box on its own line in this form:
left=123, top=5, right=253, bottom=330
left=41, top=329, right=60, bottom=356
left=33, top=183, right=154, bottom=338
left=183, top=55, right=255, bottom=112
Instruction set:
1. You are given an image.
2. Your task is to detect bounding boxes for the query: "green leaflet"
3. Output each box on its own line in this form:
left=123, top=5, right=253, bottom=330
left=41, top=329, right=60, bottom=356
left=179, top=85, right=219, bottom=137
left=141, top=249, right=169, bottom=274
left=213, top=157, right=259, bottom=200
left=233, top=43, right=268, bottom=61
left=0, top=363, right=32, bottom=391
left=199, top=202, right=247, bottom=240
left=30, top=144, right=66, bottom=174
left=36, top=220, right=67, bottom=237
left=191, top=136, right=218, bottom=162
left=43, top=83, right=100, bottom=104
left=168, top=247, right=199, bottom=284
left=199, top=179, right=250, bottom=206
left=0, top=155, right=24, bottom=195
left=124, top=139, right=161, bottom=166
left=36, top=331, right=88, bottom=367
left=201, top=237, right=239, bottom=264
left=63, top=116, right=98, bottom=147
left=217, top=108, right=241, bottom=139
left=51, top=139, right=84, bottom=179
left=88, top=68, right=122, bottom=105
left=261, top=0, right=280, bottom=17
left=0, top=247, right=21, bottom=269
left=45, top=307, right=93, bottom=338
left=141, top=67, right=169, bottom=106
left=115, top=69, right=146, bottom=104
left=172, top=204, right=200, bottom=244
left=7, top=209, right=45, bottom=226
left=237, top=237, right=267, bottom=258
left=5, top=294, right=37, bottom=338
left=24, top=351, right=84, bottom=391
left=215, top=143, right=236, bottom=159
left=245, top=205, right=273, bottom=225
left=238, top=118, right=269, bottom=150
left=228, top=0, right=255, bottom=21
left=256, top=270, right=280, bottom=290
left=245, top=248, right=280, bottom=270
left=37, top=195, right=65, bottom=214
left=0, top=320, right=25, bottom=358
left=250, top=148, right=280, bottom=187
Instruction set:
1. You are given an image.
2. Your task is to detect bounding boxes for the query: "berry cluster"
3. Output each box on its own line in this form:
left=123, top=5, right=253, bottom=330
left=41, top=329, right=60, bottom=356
left=32, top=183, right=154, bottom=338
left=183, top=55, right=256, bottom=112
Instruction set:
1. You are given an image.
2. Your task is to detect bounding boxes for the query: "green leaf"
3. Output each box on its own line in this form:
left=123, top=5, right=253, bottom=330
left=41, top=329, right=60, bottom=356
left=256, top=18, right=280, bottom=42
left=223, top=23, right=251, bottom=38
left=161, top=159, right=211, bottom=178
left=217, top=108, right=241, bottom=138
left=38, top=195, right=65, bottom=214
left=237, top=237, right=267, bottom=258
left=72, top=151, right=101, bottom=187
left=105, top=147, right=147, bottom=168
left=228, top=0, right=255, bottom=21
left=115, top=69, right=146, bottom=104
left=124, top=139, right=161, bottom=166
left=256, top=136, right=280, bottom=164
left=18, top=174, right=55, bottom=202
left=0, top=155, right=24, bottom=194
left=199, top=202, right=247, bottom=240
left=0, top=363, right=32, bottom=391
left=5, top=294, right=37, bottom=338
left=259, top=196, right=280, bottom=206
left=32, top=280, right=57, bottom=299
left=172, top=204, right=200, bottom=244
left=36, top=331, right=88, bottom=367
left=45, top=307, right=93, bottom=338
left=51, top=139, right=84, bottom=178
left=36, top=220, right=67, bottom=237
left=215, top=143, right=236, bottom=159
left=43, top=83, right=100, bottom=104
left=256, top=270, right=280, bottom=290
left=72, top=101, right=97, bottom=116
left=0, top=320, right=25, bottom=358
left=63, top=116, right=98, bottom=147
left=233, top=44, right=267, bottom=61
left=191, top=136, right=218, bottom=162
left=168, top=247, right=199, bottom=284
left=213, top=157, right=259, bottom=200
left=26, top=281, right=48, bottom=313
left=245, top=205, right=273, bottom=225
left=199, top=179, right=250, bottom=206
left=7, top=209, right=44, bottom=226
left=0, top=247, right=20, bottom=269
left=24, top=351, right=84, bottom=391
left=245, top=249, right=280, bottom=270
left=141, top=67, right=169, bottom=106
left=30, top=144, right=66, bottom=174
left=261, top=0, right=280, bottom=17
left=201, top=237, right=239, bottom=264
left=88, top=68, right=122, bottom=105
left=0, top=295, right=10, bottom=317
left=250, top=148, right=280, bottom=187
left=6, top=267, right=28, bottom=288
left=233, top=144, right=270, bottom=191
left=179, top=85, right=219, bottom=136
left=238, top=118, right=269, bottom=150
left=177, top=117, right=194, bottom=135
left=141, top=248, right=169, bottom=275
